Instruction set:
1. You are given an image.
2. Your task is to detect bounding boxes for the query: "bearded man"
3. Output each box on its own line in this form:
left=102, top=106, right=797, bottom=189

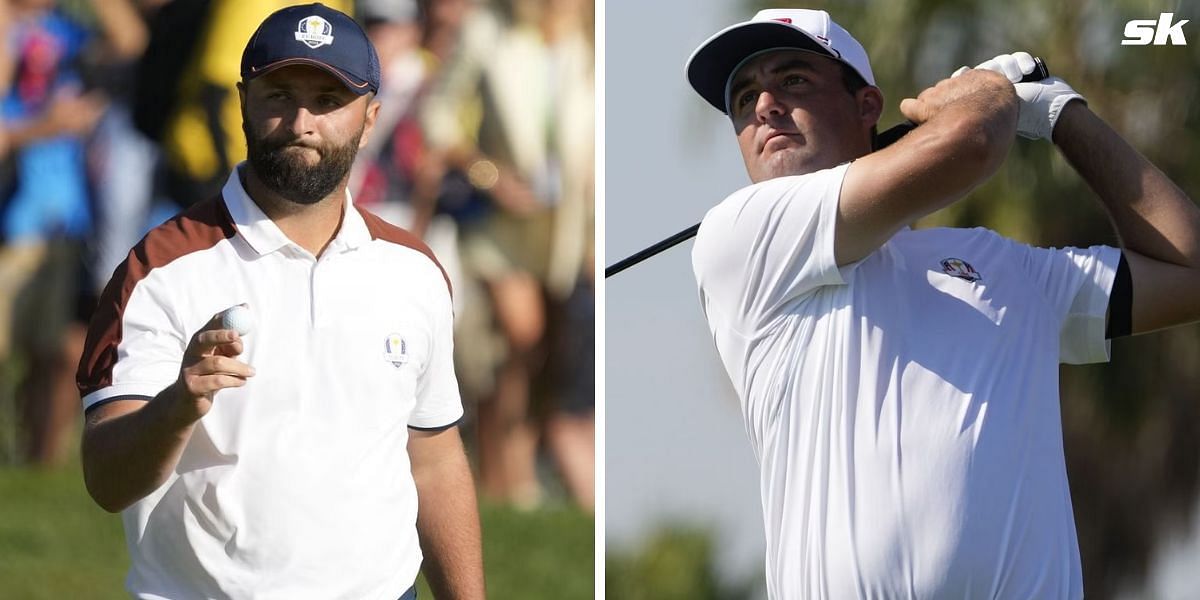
left=75, top=4, right=485, bottom=599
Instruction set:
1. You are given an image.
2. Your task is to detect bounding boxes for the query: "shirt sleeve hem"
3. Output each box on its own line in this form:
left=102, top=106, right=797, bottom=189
left=407, top=405, right=465, bottom=430
left=1072, top=245, right=1121, bottom=364
left=82, top=383, right=169, bottom=411
left=408, top=417, right=462, bottom=432
left=83, top=394, right=153, bottom=415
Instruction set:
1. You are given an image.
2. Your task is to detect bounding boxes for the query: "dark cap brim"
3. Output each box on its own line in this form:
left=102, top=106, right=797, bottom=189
left=685, top=21, right=835, bottom=113
left=245, top=57, right=375, bottom=95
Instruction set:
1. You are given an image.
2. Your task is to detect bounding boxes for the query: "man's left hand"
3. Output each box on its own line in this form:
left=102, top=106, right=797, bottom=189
left=956, top=51, right=1086, bottom=140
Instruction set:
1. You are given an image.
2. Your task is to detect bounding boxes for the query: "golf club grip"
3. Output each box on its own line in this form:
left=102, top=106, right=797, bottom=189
left=877, top=57, right=1049, bottom=149
left=605, top=223, right=700, bottom=278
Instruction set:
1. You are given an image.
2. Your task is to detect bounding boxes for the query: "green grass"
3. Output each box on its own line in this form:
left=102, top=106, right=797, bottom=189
left=0, top=465, right=128, bottom=598
left=0, top=464, right=593, bottom=598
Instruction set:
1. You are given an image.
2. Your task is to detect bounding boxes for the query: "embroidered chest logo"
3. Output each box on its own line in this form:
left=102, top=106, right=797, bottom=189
left=940, top=257, right=982, bottom=282
left=295, top=16, right=334, bottom=49
left=382, top=333, right=409, bottom=368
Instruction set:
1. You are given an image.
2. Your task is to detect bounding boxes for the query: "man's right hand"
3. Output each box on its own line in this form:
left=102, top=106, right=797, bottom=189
left=167, top=312, right=255, bottom=424
left=898, top=68, right=1015, bottom=127
left=82, top=311, right=255, bottom=512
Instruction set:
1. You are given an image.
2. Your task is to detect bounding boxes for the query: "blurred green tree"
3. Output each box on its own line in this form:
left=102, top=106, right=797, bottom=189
left=607, top=527, right=758, bottom=600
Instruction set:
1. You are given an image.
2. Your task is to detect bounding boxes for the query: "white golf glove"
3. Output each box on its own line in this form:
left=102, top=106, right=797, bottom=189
left=953, top=51, right=1085, bottom=140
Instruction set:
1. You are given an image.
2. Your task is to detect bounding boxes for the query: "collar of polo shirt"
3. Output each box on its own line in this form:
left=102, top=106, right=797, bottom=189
left=222, top=164, right=372, bottom=257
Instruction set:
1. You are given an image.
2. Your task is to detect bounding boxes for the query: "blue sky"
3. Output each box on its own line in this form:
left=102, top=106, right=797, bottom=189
left=605, top=0, right=767, bottom=586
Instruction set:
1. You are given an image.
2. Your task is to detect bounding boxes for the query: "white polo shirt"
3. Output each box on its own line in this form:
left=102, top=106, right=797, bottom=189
left=77, top=166, right=462, bottom=600
left=693, top=163, right=1119, bottom=600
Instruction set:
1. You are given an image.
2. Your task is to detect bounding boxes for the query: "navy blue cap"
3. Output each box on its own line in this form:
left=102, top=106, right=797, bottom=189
left=241, top=3, right=380, bottom=95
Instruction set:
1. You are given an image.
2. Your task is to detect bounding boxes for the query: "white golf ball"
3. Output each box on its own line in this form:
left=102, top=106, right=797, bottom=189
left=220, top=305, right=254, bottom=336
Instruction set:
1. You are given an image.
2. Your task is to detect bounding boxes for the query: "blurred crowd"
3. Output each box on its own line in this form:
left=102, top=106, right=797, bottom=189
left=0, top=0, right=594, bottom=513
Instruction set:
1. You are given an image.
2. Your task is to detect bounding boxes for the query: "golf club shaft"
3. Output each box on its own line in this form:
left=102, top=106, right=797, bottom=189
left=605, top=58, right=1049, bottom=279
left=606, top=223, right=700, bottom=278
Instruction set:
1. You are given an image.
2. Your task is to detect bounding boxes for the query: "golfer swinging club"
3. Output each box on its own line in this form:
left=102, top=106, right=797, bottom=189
left=686, top=9, right=1200, bottom=598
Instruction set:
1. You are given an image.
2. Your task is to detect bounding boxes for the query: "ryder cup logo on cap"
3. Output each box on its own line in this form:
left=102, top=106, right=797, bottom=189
left=294, top=15, right=334, bottom=49
left=241, top=3, right=380, bottom=95
left=685, top=9, right=876, bottom=114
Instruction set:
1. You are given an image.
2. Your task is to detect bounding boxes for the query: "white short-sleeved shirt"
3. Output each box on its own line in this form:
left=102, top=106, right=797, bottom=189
left=692, top=163, right=1119, bottom=600
left=77, top=166, right=462, bottom=600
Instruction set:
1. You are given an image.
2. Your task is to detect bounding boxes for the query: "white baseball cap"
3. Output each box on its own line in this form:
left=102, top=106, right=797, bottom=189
left=685, top=9, right=876, bottom=114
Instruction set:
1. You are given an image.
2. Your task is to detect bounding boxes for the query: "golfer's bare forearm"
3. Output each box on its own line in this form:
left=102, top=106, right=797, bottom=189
left=81, top=385, right=197, bottom=513
left=898, top=74, right=1019, bottom=207
left=1054, top=102, right=1200, bottom=268
left=415, top=465, right=486, bottom=599
left=410, top=429, right=486, bottom=599
left=1053, top=102, right=1200, bottom=333
left=838, top=72, right=1017, bottom=264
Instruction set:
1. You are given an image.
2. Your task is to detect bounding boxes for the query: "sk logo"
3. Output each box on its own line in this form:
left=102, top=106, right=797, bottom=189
left=1123, top=13, right=1189, bottom=46
left=940, top=258, right=982, bottom=282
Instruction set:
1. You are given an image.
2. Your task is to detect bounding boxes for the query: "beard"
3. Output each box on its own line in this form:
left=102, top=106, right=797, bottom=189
left=243, top=121, right=363, bottom=205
